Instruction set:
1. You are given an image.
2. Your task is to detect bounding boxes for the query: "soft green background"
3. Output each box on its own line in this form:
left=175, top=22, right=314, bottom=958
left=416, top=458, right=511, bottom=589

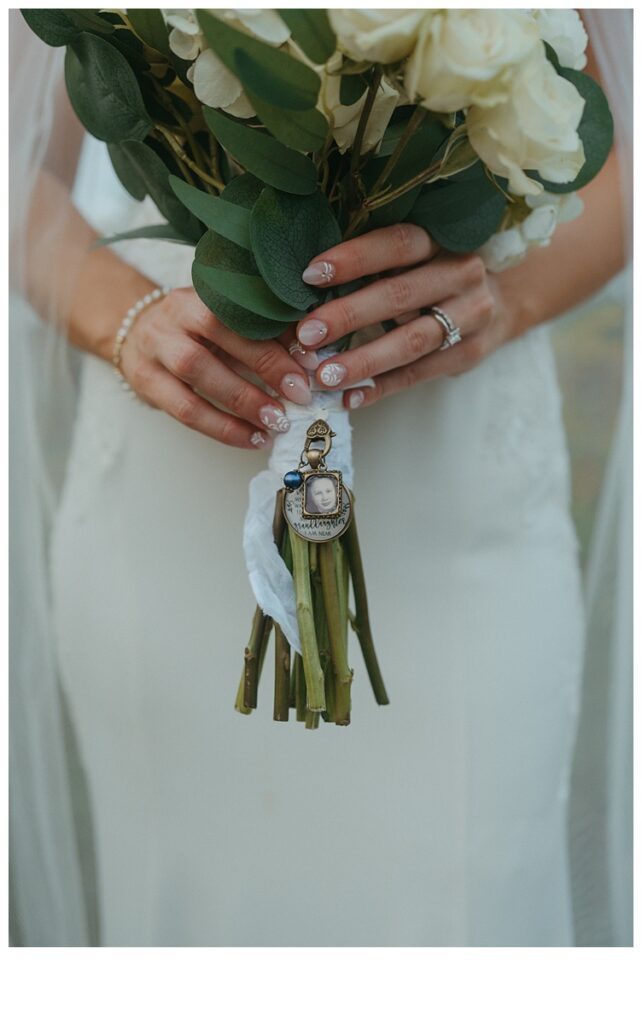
left=552, top=293, right=624, bottom=566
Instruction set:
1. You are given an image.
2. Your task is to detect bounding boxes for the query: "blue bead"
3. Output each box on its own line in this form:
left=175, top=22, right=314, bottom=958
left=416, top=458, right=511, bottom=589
left=284, top=470, right=303, bottom=491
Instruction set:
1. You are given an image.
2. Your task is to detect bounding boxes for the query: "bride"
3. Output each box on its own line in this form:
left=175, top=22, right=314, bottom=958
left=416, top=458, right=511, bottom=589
left=10, top=10, right=631, bottom=946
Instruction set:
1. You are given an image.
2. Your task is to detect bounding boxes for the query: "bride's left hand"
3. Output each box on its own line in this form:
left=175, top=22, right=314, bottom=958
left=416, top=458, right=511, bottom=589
left=293, top=223, right=515, bottom=410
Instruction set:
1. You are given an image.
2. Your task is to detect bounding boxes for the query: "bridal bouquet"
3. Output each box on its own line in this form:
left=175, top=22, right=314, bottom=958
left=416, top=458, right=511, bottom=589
left=25, top=8, right=612, bottom=727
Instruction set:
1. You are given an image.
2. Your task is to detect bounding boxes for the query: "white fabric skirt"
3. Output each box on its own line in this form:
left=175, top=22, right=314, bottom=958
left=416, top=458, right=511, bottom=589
left=50, top=312, right=584, bottom=946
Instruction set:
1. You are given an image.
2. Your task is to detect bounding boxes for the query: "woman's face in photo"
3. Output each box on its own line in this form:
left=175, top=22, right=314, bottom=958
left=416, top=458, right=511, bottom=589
left=308, top=476, right=337, bottom=513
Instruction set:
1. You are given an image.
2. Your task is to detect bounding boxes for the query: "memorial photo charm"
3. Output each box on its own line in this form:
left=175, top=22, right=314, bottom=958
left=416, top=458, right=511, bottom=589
left=283, top=420, right=353, bottom=543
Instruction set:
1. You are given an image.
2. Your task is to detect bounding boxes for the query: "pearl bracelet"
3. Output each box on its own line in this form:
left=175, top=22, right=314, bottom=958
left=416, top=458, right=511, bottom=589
left=113, top=285, right=171, bottom=395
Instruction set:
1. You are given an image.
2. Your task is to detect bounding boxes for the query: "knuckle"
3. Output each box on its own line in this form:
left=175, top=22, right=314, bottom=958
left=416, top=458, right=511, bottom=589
left=218, top=416, right=239, bottom=448
left=225, top=380, right=250, bottom=414
left=386, top=274, right=414, bottom=316
left=390, top=222, right=415, bottom=258
left=404, top=323, right=431, bottom=360
left=475, top=289, right=495, bottom=323
left=174, top=393, right=200, bottom=427
left=337, top=302, right=358, bottom=336
left=252, top=344, right=281, bottom=381
left=355, top=348, right=374, bottom=380
left=462, top=254, right=486, bottom=287
left=172, top=341, right=202, bottom=380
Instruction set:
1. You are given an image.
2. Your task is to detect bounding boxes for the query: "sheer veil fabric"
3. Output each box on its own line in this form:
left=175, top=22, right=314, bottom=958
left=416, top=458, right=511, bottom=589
left=8, top=11, right=632, bottom=946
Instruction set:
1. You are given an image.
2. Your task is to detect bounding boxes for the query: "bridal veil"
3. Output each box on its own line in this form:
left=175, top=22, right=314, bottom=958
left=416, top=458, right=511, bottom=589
left=8, top=9, right=633, bottom=946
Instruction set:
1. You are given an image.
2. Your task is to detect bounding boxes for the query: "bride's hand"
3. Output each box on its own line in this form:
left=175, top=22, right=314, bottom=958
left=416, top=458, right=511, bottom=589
left=293, top=224, right=514, bottom=410
left=120, top=287, right=312, bottom=449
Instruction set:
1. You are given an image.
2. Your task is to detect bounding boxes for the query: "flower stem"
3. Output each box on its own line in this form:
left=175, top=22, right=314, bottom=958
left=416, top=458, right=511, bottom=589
left=273, top=625, right=291, bottom=722
left=156, top=124, right=225, bottom=191
left=349, top=66, right=384, bottom=181
left=369, top=107, right=428, bottom=198
left=289, top=529, right=326, bottom=712
left=319, top=543, right=353, bottom=725
left=344, top=516, right=390, bottom=706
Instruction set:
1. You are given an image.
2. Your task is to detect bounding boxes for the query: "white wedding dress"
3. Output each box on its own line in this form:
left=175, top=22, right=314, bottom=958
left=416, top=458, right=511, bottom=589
left=47, top=137, right=585, bottom=946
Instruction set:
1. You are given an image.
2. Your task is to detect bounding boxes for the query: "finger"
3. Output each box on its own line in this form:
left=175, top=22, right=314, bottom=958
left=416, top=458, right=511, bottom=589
left=296, top=253, right=486, bottom=349
left=187, top=298, right=312, bottom=406
left=315, top=289, right=491, bottom=391
left=301, top=223, right=437, bottom=288
left=155, top=336, right=294, bottom=435
left=136, top=364, right=274, bottom=450
left=343, top=333, right=490, bottom=409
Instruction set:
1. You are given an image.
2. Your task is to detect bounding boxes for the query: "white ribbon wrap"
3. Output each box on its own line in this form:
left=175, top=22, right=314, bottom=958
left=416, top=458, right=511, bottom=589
left=243, top=391, right=354, bottom=654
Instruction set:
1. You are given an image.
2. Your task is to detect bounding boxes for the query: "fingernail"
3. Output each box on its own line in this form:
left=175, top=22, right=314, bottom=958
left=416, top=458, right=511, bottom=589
left=348, top=389, right=364, bottom=409
left=259, top=405, right=290, bottom=433
left=319, top=362, right=346, bottom=387
left=302, top=261, right=335, bottom=286
left=298, top=319, right=328, bottom=346
left=280, top=373, right=312, bottom=405
left=291, top=347, right=320, bottom=371
left=250, top=431, right=270, bottom=448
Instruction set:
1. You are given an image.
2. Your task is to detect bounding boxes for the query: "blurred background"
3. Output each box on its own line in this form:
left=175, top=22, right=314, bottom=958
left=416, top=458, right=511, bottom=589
left=552, top=279, right=624, bottom=566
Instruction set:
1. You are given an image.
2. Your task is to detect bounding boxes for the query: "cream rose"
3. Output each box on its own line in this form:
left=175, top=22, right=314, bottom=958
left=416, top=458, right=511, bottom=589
left=328, top=9, right=424, bottom=64
left=405, top=9, right=540, bottom=113
left=164, top=9, right=290, bottom=116
left=533, top=9, right=588, bottom=71
left=467, top=47, right=585, bottom=197
left=318, top=54, right=399, bottom=154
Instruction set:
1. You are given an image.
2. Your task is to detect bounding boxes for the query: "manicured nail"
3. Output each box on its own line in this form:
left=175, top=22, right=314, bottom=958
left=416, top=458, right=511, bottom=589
left=250, top=431, right=270, bottom=447
left=297, top=319, right=328, bottom=346
left=348, top=389, right=364, bottom=409
left=280, top=373, right=312, bottom=405
left=319, top=362, right=346, bottom=387
left=259, top=405, right=290, bottom=432
left=290, top=347, right=320, bottom=371
left=302, top=261, right=335, bottom=286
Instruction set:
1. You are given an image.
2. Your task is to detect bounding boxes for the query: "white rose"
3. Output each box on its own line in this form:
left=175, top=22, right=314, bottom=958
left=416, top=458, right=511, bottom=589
left=167, top=9, right=290, bottom=116
left=318, top=54, right=399, bottom=153
left=405, top=10, right=540, bottom=113
left=329, top=9, right=424, bottom=64
left=526, top=188, right=585, bottom=224
left=479, top=227, right=528, bottom=273
left=533, top=9, right=588, bottom=70
left=467, top=47, right=585, bottom=197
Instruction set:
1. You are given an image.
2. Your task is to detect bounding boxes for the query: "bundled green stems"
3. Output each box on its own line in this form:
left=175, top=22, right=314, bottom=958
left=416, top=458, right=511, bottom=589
left=235, top=490, right=389, bottom=728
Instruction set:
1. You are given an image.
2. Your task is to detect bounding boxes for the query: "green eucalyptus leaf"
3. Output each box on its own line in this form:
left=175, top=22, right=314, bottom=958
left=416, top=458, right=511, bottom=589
left=108, top=142, right=148, bottom=200
left=366, top=186, right=422, bottom=231
left=114, top=143, right=202, bottom=240
left=21, top=9, right=81, bottom=46
left=204, top=108, right=318, bottom=194
left=277, top=9, right=336, bottom=64
left=535, top=67, right=613, bottom=193
left=65, top=32, right=152, bottom=142
left=65, top=10, right=114, bottom=35
left=340, top=74, right=368, bottom=106
left=246, top=91, right=328, bottom=152
left=126, top=8, right=171, bottom=56
left=192, top=263, right=291, bottom=340
left=193, top=263, right=301, bottom=323
left=250, top=188, right=341, bottom=309
left=197, top=10, right=320, bottom=111
left=195, top=230, right=257, bottom=275
left=169, top=176, right=252, bottom=247
left=91, top=224, right=192, bottom=248
left=407, top=165, right=507, bottom=252
left=221, top=173, right=265, bottom=209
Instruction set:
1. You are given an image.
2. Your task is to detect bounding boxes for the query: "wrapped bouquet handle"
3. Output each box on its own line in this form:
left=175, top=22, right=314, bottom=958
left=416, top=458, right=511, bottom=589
left=236, top=417, right=389, bottom=728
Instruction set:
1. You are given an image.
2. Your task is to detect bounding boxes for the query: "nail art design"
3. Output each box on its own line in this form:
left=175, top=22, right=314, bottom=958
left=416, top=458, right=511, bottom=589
left=297, top=319, right=328, bottom=346
left=302, top=261, right=335, bottom=286
left=251, top=431, right=268, bottom=447
left=348, top=389, right=364, bottom=409
left=259, top=405, right=290, bottom=432
left=280, top=373, right=312, bottom=405
left=319, top=362, right=346, bottom=387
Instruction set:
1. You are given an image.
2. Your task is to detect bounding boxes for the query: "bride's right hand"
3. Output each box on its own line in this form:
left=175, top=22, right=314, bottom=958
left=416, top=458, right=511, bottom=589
left=120, top=286, right=312, bottom=450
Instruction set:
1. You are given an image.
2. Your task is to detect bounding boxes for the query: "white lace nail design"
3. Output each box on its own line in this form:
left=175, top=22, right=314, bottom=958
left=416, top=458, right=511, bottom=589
left=250, top=431, right=267, bottom=447
left=319, top=363, right=346, bottom=387
left=259, top=406, right=290, bottom=432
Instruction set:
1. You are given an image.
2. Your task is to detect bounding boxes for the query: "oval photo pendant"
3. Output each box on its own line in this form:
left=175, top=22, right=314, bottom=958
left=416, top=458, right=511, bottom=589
left=284, top=471, right=353, bottom=543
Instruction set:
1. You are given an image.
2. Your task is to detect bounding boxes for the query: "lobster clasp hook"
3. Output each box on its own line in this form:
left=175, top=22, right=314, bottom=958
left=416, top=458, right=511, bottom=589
left=301, top=419, right=335, bottom=471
